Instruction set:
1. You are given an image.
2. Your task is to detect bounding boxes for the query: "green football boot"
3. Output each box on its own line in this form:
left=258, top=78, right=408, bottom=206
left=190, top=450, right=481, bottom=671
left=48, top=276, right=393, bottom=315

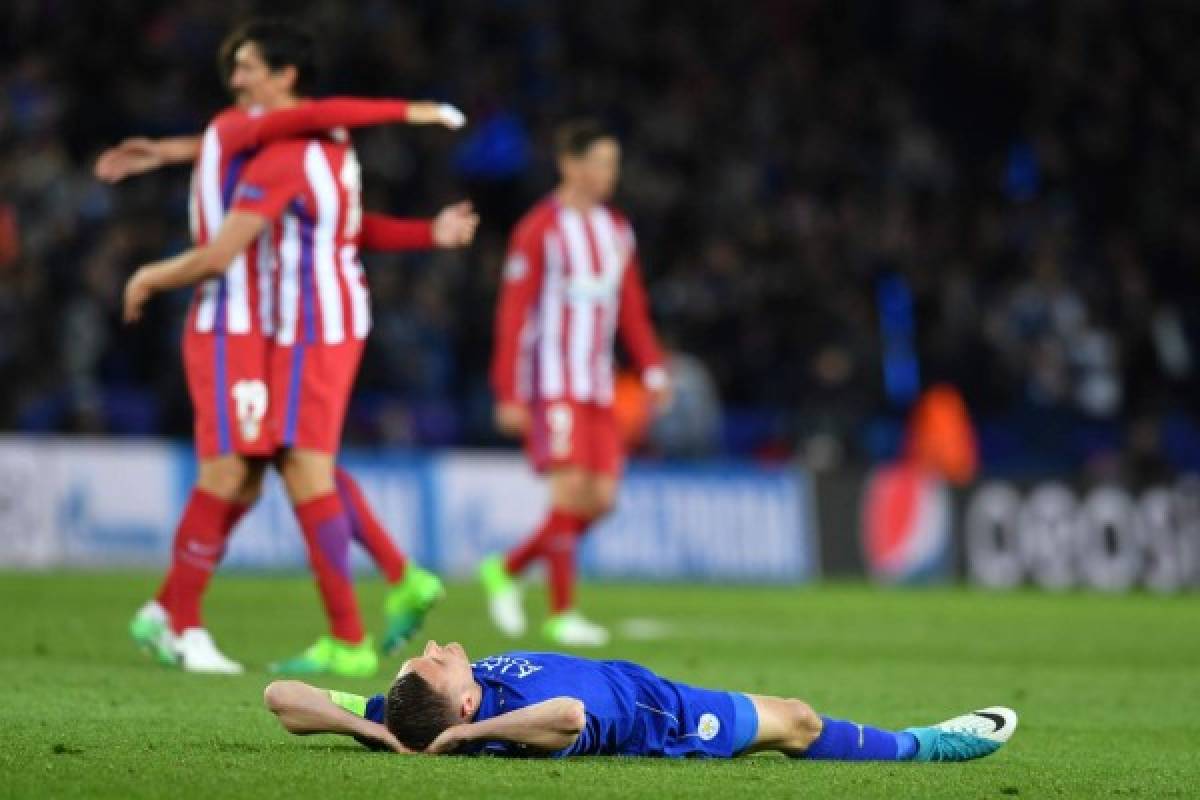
left=129, top=601, right=178, bottom=666
left=479, top=554, right=526, bottom=637
left=269, top=634, right=379, bottom=678
left=381, top=564, right=445, bottom=655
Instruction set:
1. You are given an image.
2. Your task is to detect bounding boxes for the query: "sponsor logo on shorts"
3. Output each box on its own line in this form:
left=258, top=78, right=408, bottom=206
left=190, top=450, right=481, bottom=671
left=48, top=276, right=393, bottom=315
left=547, top=403, right=573, bottom=459
left=231, top=380, right=269, bottom=443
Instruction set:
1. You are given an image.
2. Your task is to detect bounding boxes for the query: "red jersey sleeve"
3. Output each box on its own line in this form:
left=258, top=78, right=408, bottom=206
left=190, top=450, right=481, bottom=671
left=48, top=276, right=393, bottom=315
left=490, top=221, right=547, bottom=404
left=229, top=142, right=306, bottom=221
left=216, top=98, right=411, bottom=154
left=617, top=254, right=667, bottom=387
left=360, top=213, right=435, bottom=252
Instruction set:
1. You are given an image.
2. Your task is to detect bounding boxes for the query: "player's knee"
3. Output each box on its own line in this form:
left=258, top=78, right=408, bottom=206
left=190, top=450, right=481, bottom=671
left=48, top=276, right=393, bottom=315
left=197, top=457, right=251, bottom=500
left=553, top=472, right=591, bottom=513
left=589, top=487, right=617, bottom=519
left=787, top=699, right=822, bottom=748
left=276, top=449, right=335, bottom=504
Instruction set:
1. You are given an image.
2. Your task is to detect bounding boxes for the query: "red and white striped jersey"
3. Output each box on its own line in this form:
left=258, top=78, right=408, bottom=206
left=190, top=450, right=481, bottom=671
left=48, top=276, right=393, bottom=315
left=187, top=106, right=277, bottom=337
left=491, top=196, right=665, bottom=407
left=231, top=134, right=369, bottom=346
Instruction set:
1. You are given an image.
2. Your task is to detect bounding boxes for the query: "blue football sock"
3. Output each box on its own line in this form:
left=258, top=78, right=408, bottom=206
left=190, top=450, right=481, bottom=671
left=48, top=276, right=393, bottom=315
left=802, top=717, right=919, bottom=761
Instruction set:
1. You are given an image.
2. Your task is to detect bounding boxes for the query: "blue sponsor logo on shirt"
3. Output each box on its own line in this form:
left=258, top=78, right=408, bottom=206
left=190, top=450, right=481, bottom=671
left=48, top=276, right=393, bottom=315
left=474, top=655, right=543, bottom=679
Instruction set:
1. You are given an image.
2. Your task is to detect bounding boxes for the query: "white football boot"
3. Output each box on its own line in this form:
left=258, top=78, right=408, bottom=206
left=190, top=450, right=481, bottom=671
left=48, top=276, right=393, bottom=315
left=174, top=628, right=244, bottom=675
left=543, top=610, right=610, bottom=647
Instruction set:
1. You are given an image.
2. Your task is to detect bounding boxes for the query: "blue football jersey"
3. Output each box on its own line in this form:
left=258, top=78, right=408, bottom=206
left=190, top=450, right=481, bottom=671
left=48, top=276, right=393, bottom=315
left=365, top=651, right=740, bottom=758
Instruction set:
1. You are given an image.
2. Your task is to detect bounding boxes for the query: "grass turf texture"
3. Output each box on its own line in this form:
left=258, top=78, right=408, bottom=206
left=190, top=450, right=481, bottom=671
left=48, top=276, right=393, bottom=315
left=1, top=573, right=1196, bottom=798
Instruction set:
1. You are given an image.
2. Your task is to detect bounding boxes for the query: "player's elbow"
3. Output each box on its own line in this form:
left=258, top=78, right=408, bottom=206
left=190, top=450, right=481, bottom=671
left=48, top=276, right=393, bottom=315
left=558, top=698, right=587, bottom=735
left=263, top=680, right=301, bottom=716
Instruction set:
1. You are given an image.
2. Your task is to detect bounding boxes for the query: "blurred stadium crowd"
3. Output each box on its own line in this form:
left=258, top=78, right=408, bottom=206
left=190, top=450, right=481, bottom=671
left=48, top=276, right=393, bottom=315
left=1, top=0, right=1198, bottom=475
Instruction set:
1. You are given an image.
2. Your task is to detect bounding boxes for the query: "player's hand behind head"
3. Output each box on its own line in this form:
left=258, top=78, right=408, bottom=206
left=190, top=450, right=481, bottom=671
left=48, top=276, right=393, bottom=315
left=432, top=201, right=480, bottom=249
left=423, top=724, right=468, bottom=755
left=494, top=403, right=530, bottom=438
left=359, top=721, right=416, bottom=755
left=94, top=138, right=164, bottom=183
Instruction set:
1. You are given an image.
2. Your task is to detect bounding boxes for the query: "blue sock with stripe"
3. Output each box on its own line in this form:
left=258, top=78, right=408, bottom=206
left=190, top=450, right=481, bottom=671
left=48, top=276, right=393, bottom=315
left=803, top=717, right=918, bottom=761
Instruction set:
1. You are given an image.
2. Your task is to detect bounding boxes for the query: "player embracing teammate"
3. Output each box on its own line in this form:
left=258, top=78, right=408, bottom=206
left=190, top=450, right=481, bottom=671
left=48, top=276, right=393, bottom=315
left=108, top=19, right=475, bottom=677
left=480, top=121, right=671, bottom=647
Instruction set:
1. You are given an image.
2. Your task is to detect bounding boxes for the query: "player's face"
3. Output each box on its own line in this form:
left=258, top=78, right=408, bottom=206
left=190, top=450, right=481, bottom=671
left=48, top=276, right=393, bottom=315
left=397, top=640, right=473, bottom=701
left=563, top=138, right=621, bottom=203
left=227, top=42, right=294, bottom=109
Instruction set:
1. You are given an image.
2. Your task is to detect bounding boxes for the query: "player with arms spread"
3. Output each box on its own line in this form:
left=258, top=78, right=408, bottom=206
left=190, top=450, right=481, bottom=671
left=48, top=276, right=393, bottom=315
left=115, top=19, right=476, bottom=677
left=481, top=120, right=672, bottom=647
left=263, top=640, right=1018, bottom=764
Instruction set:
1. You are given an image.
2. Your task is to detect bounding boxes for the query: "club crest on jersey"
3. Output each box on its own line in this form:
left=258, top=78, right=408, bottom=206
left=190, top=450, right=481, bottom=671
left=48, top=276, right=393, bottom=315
left=231, top=380, right=269, bottom=442
left=696, top=713, right=720, bottom=741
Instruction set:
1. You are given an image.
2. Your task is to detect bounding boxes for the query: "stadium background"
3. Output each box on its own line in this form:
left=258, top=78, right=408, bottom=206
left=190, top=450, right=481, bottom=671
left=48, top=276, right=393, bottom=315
left=2, top=0, right=1197, bottom=589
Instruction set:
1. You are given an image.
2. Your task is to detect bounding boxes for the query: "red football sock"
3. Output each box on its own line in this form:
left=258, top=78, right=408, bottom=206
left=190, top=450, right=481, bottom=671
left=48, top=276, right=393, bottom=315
left=295, top=492, right=365, bottom=644
left=335, top=466, right=407, bottom=584
left=505, top=509, right=591, bottom=613
left=156, top=489, right=248, bottom=634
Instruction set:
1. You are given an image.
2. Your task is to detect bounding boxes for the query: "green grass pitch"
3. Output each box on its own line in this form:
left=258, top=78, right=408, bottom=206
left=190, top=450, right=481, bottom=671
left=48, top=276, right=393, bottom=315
left=1, top=572, right=1197, bottom=798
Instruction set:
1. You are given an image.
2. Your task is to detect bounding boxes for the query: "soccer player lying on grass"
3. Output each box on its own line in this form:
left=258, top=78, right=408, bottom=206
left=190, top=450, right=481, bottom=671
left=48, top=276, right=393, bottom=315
left=264, top=640, right=1018, bottom=762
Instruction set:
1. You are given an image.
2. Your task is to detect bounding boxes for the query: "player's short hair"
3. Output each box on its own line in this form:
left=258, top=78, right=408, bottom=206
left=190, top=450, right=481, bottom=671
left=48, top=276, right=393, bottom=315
left=218, top=18, right=318, bottom=96
left=554, top=118, right=617, bottom=158
left=385, top=672, right=459, bottom=751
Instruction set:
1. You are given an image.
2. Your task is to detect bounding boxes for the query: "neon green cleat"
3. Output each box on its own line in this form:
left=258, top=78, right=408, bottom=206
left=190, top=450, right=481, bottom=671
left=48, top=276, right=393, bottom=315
left=129, top=601, right=178, bottom=666
left=479, top=554, right=526, bottom=637
left=269, top=635, right=379, bottom=678
left=381, top=564, right=445, bottom=655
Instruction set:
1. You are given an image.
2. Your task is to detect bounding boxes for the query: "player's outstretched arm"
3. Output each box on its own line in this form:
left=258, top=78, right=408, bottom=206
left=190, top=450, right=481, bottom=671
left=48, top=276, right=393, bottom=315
left=122, top=210, right=267, bottom=323
left=95, top=98, right=464, bottom=182
left=236, top=98, right=465, bottom=152
left=94, top=136, right=203, bottom=183
left=425, top=697, right=587, bottom=756
left=360, top=202, right=479, bottom=253
left=263, top=681, right=412, bottom=754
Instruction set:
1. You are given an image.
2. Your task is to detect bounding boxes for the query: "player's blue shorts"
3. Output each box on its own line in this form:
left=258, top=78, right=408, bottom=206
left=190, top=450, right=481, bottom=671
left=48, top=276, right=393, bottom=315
left=639, top=680, right=760, bottom=758
left=728, top=691, right=759, bottom=755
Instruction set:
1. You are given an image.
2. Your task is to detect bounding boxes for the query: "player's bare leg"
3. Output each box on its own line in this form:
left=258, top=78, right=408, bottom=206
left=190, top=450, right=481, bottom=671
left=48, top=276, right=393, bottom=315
left=739, top=696, right=824, bottom=756
left=131, top=454, right=265, bottom=674
left=270, top=448, right=377, bottom=678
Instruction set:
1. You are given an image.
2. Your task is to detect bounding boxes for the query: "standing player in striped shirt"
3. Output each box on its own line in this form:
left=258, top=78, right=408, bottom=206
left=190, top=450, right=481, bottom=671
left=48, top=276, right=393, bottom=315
left=116, top=20, right=474, bottom=676
left=480, top=120, right=672, bottom=647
